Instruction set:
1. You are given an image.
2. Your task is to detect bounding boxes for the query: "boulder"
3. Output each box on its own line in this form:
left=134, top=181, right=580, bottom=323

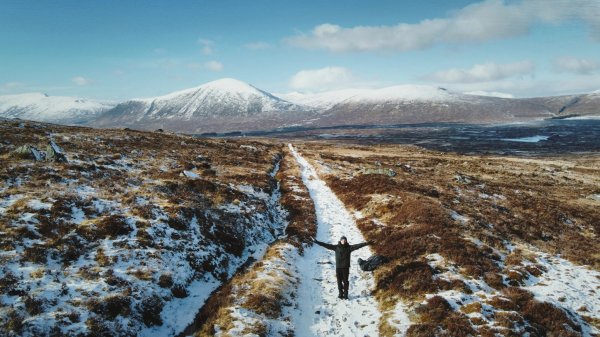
left=454, top=174, right=472, bottom=184
left=46, top=140, right=67, bottom=162
left=11, top=145, right=45, bottom=161
left=359, top=167, right=397, bottom=177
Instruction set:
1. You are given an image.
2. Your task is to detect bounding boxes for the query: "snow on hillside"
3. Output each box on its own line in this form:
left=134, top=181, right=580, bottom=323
left=278, top=89, right=367, bottom=110
left=0, top=120, right=289, bottom=337
left=114, top=78, right=306, bottom=120
left=464, top=90, right=515, bottom=98
left=0, top=93, right=114, bottom=123
left=281, top=85, right=459, bottom=110
left=348, top=85, right=456, bottom=102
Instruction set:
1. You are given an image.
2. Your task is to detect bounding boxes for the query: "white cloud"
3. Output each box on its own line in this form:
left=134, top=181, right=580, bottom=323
left=72, top=76, right=92, bottom=86
left=423, top=61, right=534, bottom=83
left=198, top=38, right=214, bottom=55
left=204, top=61, right=223, bottom=72
left=553, top=56, right=600, bottom=75
left=286, top=0, right=600, bottom=52
left=244, top=42, right=271, bottom=50
left=289, top=67, right=356, bottom=91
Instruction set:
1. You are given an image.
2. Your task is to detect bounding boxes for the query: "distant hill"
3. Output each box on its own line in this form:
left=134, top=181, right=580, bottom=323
left=0, top=93, right=114, bottom=124
left=91, top=78, right=317, bottom=133
left=524, top=91, right=600, bottom=117
left=2, top=79, right=599, bottom=133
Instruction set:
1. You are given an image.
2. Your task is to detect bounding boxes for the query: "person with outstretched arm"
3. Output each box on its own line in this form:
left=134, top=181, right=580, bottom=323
left=313, top=236, right=372, bottom=300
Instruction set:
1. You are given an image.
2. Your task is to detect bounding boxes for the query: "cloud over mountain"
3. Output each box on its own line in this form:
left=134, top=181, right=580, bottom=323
left=286, top=0, right=600, bottom=53
left=289, top=67, right=357, bottom=91
left=423, top=61, right=535, bottom=83
left=553, top=56, right=600, bottom=75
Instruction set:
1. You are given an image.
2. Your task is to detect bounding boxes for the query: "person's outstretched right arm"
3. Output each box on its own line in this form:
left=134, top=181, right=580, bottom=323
left=314, top=239, right=336, bottom=250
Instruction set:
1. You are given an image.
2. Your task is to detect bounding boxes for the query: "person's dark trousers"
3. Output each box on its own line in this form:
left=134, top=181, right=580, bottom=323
left=336, top=268, right=350, bottom=299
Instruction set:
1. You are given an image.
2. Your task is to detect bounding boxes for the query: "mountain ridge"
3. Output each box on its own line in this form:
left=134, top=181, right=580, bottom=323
left=2, top=78, right=599, bottom=132
left=0, top=92, right=115, bottom=124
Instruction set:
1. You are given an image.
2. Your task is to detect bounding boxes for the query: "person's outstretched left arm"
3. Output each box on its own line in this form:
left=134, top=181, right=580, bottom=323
left=350, top=240, right=373, bottom=252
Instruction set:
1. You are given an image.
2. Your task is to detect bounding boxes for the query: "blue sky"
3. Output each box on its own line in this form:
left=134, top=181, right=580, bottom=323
left=1, top=0, right=600, bottom=100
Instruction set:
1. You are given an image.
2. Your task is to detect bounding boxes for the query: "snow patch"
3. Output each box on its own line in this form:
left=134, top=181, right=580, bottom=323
left=524, top=253, right=600, bottom=335
left=182, top=170, right=200, bottom=179
left=27, top=199, right=52, bottom=210
left=450, top=210, right=469, bottom=224
left=388, top=301, right=412, bottom=337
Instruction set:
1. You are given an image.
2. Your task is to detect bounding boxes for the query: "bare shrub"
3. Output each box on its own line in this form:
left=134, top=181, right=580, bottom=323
left=483, top=272, right=505, bottom=289
left=22, top=244, right=48, bottom=264
left=54, top=234, right=87, bottom=264
left=158, top=273, right=173, bottom=288
left=243, top=291, right=283, bottom=319
left=139, top=295, right=164, bottom=327
left=0, top=309, right=25, bottom=335
left=415, top=296, right=452, bottom=323
left=0, top=272, right=22, bottom=296
left=88, top=294, right=131, bottom=320
left=522, top=301, right=581, bottom=336
left=24, top=295, right=45, bottom=315
left=96, top=215, right=132, bottom=238
left=171, top=284, right=189, bottom=298
left=376, top=261, right=437, bottom=298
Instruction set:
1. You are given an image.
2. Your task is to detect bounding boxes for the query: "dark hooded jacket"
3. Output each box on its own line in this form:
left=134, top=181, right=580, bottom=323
left=314, top=239, right=370, bottom=269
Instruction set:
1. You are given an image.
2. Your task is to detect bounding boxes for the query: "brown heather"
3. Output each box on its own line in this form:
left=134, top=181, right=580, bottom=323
left=297, top=142, right=599, bottom=336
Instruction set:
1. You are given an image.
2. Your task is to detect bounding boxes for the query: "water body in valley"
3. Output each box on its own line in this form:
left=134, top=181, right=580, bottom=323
left=203, top=118, right=600, bottom=156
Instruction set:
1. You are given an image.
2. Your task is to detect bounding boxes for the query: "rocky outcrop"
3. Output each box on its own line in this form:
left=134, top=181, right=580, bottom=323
left=46, top=140, right=67, bottom=162
left=11, top=140, right=67, bottom=162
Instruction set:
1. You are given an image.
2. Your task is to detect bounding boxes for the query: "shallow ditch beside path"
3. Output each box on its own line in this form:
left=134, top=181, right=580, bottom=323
left=175, top=147, right=320, bottom=336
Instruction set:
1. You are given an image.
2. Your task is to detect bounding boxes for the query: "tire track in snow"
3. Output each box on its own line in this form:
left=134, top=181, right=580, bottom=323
left=288, top=144, right=381, bottom=337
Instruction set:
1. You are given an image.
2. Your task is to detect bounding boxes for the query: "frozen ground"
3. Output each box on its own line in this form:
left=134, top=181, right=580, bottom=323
left=287, top=144, right=383, bottom=337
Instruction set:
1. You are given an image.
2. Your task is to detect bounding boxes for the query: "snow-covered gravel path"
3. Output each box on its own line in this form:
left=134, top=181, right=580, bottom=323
left=288, top=144, right=381, bottom=337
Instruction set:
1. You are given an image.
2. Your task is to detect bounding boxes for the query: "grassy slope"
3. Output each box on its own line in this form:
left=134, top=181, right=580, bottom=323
left=0, top=120, right=286, bottom=336
left=297, top=142, right=600, bottom=336
left=3, top=118, right=598, bottom=336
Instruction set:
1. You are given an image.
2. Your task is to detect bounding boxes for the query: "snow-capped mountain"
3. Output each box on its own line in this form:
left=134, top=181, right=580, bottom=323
left=93, top=78, right=315, bottom=133
left=464, top=91, right=515, bottom=99
left=5, top=79, right=599, bottom=133
left=0, top=93, right=115, bottom=124
left=279, top=89, right=368, bottom=110
left=281, top=86, right=558, bottom=126
left=99, top=78, right=309, bottom=120
left=280, top=85, right=456, bottom=110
